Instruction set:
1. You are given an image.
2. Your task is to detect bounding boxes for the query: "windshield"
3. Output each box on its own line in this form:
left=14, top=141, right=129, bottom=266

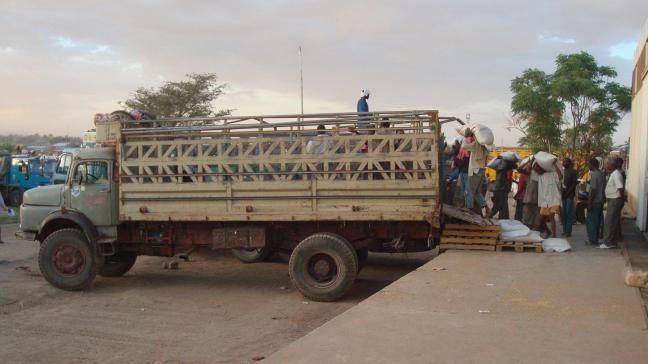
left=28, top=158, right=42, bottom=175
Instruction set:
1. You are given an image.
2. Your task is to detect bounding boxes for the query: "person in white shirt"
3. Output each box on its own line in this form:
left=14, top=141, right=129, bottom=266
left=599, top=158, right=625, bottom=249
left=460, top=132, right=488, bottom=216
left=306, top=124, right=331, bottom=154
left=536, top=160, right=563, bottom=238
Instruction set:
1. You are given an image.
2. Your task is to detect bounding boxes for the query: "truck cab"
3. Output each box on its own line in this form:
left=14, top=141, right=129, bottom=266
left=20, top=148, right=118, bottom=240
left=0, top=155, right=52, bottom=206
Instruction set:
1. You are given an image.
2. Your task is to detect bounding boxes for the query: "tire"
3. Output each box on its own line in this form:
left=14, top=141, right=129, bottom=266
left=231, top=247, right=272, bottom=263
left=38, top=229, right=97, bottom=291
left=8, top=189, right=23, bottom=207
left=356, top=248, right=369, bottom=273
left=288, top=233, right=358, bottom=302
left=98, top=252, right=137, bottom=277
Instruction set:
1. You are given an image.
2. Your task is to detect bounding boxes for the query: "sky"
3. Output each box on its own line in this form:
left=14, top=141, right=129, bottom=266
left=0, top=0, right=646, bottom=146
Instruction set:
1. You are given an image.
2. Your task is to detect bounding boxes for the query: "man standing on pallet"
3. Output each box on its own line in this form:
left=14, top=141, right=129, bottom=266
left=460, top=130, right=488, bottom=216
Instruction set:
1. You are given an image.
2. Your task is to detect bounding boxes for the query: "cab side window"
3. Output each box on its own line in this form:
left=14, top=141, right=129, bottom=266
left=73, top=161, right=109, bottom=185
left=57, top=154, right=71, bottom=175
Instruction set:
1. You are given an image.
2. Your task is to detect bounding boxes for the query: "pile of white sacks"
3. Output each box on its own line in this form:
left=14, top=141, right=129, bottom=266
left=496, top=219, right=572, bottom=252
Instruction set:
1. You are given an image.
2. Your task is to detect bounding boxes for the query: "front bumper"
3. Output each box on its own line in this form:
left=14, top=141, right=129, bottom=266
left=15, top=230, right=36, bottom=241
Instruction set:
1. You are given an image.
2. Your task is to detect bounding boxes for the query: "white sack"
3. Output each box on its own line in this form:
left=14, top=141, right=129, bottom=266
left=535, top=151, right=558, bottom=172
left=500, top=152, right=520, bottom=162
left=497, top=219, right=531, bottom=238
left=487, top=158, right=502, bottom=169
left=471, top=124, right=494, bottom=146
left=455, top=125, right=471, bottom=137
left=542, top=238, right=572, bottom=252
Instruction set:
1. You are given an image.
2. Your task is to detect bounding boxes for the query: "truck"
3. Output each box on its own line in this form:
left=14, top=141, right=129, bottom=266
left=0, top=154, right=52, bottom=206
left=17, top=110, right=460, bottom=301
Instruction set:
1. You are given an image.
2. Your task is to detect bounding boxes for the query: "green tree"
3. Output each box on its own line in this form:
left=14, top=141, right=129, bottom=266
left=120, top=73, right=229, bottom=118
left=552, top=52, right=630, bottom=158
left=510, top=68, right=563, bottom=152
left=510, top=52, right=630, bottom=158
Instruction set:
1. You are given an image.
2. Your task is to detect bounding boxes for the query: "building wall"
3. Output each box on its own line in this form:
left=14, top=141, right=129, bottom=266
left=628, top=18, right=648, bottom=231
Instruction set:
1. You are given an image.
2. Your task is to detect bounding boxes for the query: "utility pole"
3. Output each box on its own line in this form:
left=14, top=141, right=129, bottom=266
left=299, top=46, right=304, bottom=115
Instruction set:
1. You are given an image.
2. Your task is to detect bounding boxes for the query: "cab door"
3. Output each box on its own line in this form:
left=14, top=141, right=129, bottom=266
left=69, top=160, right=112, bottom=226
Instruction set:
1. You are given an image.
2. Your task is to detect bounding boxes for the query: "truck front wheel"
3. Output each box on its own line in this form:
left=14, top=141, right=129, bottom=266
left=289, top=233, right=358, bottom=302
left=98, top=252, right=137, bottom=277
left=38, top=229, right=97, bottom=291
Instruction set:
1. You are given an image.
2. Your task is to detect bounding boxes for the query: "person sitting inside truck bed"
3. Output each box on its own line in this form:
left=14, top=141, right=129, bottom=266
left=306, top=124, right=331, bottom=154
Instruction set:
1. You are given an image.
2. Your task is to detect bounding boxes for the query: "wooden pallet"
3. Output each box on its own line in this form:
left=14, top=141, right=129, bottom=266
left=496, top=241, right=543, bottom=253
left=441, top=223, right=501, bottom=246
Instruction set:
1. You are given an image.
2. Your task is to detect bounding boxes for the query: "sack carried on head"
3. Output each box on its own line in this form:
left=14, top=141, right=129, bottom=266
left=534, top=151, right=558, bottom=172
left=500, top=151, right=520, bottom=162
left=455, top=123, right=494, bottom=146
left=471, top=124, right=494, bottom=146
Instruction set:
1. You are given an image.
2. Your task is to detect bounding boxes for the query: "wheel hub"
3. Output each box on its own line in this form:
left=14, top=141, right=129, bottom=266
left=307, top=253, right=338, bottom=284
left=52, top=244, right=85, bottom=276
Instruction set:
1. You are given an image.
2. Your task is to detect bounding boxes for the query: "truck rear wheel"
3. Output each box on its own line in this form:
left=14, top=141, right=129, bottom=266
left=38, top=229, right=97, bottom=291
left=98, top=252, right=137, bottom=277
left=289, top=233, right=358, bottom=302
left=231, top=248, right=272, bottom=263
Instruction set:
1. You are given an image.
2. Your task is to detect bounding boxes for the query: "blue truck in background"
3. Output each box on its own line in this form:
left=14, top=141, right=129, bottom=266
left=0, top=153, right=52, bottom=206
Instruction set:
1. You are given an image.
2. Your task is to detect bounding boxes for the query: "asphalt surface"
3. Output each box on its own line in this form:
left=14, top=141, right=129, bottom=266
left=0, top=224, right=435, bottom=363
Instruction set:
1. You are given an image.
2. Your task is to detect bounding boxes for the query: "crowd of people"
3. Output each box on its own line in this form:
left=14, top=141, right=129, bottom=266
left=445, top=132, right=626, bottom=249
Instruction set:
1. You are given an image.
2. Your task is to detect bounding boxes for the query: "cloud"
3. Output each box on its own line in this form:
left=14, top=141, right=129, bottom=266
left=51, top=36, right=79, bottom=48
left=1, top=0, right=646, bottom=147
left=537, top=33, right=576, bottom=44
left=0, top=46, right=15, bottom=53
left=608, top=40, right=638, bottom=61
left=89, top=44, right=113, bottom=54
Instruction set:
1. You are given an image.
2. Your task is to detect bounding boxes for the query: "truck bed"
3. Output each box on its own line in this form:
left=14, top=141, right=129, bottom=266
left=104, top=111, right=444, bottom=226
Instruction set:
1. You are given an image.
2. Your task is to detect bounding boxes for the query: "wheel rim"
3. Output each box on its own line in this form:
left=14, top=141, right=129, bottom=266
left=52, top=244, right=86, bottom=276
left=304, top=252, right=340, bottom=288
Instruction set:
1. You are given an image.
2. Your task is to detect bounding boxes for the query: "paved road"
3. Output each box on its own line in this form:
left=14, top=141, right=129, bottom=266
left=267, top=223, right=648, bottom=364
left=0, top=224, right=435, bottom=363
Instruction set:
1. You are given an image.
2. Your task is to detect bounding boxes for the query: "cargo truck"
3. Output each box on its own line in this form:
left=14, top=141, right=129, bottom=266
left=17, top=110, right=460, bottom=301
left=0, top=154, right=52, bottom=206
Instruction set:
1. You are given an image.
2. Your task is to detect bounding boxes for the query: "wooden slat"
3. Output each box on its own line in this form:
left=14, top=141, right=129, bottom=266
left=442, top=230, right=500, bottom=238
left=440, top=236, right=497, bottom=245
left=444, top=224, right=501, bottom=232
left=440, top=244, right=496, bottom=251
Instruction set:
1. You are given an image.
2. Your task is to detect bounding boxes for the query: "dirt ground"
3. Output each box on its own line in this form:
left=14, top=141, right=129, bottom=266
left=0, top=224, right=436, bottom=363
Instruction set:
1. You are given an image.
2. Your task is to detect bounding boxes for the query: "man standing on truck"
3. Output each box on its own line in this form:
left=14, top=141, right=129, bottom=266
left=357, top=89, right=371, bottom=132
